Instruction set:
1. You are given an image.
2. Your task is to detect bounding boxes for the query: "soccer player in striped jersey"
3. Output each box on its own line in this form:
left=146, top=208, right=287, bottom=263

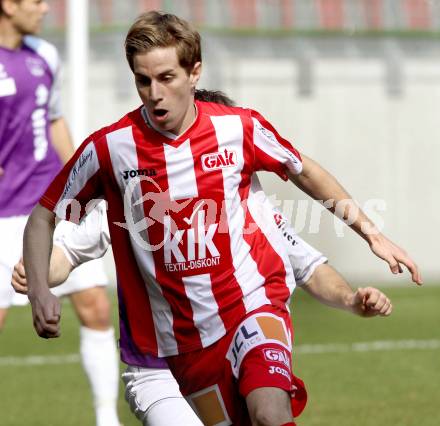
left=12, top=199, right=392, bottom=426
left=22, top=11, right=421, bottom=426
left=0, top=2, right=120, bottom=425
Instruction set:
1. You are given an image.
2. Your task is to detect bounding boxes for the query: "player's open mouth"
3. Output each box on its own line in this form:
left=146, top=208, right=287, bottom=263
left=152, top=109, right=169, bottom=122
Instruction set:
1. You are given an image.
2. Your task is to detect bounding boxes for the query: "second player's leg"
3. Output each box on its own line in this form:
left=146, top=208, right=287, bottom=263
left=0, top=216, right=28, bottom=331
left=0, top=265, right=13, bottom=330
left=68, top=286, right=120, bottom=426
left=69, top=286, right=111, bottom=330
left=0, top=271, right=11, bottom=330
left=0, top=307, right=8, bottom=331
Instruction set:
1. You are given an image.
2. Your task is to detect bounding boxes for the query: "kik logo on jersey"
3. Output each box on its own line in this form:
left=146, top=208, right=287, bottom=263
left=163, top=210, right=220, bottom=272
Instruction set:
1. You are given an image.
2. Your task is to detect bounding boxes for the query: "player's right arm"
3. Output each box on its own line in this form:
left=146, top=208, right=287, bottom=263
left=14, top=203, right=110, bottom=294
left=24, top=132, right=105, bottom=338
left=23, top=204, right=61, bottom=338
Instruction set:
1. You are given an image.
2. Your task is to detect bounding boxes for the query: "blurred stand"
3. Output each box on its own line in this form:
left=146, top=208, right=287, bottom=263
left=67, top=0, right=88, bottom=146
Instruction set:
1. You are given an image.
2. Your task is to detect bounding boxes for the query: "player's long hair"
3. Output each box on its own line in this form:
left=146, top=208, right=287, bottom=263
left=194, top=89, right=235, bottom=107
left=125, top=11, right=201, bottom=74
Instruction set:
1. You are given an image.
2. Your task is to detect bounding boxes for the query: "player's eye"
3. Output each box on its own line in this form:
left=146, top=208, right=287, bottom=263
left=135, top=76, right=151, bottom=87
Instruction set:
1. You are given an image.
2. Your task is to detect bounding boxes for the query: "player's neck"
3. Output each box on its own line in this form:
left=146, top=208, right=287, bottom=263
left=176, top=102, right=198, bottom=136
left=0, top=21, right=24, bottom=50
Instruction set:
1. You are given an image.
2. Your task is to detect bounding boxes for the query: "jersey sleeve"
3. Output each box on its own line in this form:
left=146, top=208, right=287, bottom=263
left=23, top=36, right=62, bottom=120
left=53, top=201, right=111, bottom=267
left=250, top=109, right=303, bottom=180
left=40, top=136, right=104, bottom=223
left=273, top=209, right=328, bottom=285
left=48, top=62, right=62, bottom=121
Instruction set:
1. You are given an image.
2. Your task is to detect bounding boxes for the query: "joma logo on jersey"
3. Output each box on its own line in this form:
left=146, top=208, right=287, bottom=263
left=263, top=348, right=289, bottom=368
left=163, top=211, right=220, bottom=272
left=122, top=169, right=157, bottom=180
left=201, top=149, right=236, bottom=171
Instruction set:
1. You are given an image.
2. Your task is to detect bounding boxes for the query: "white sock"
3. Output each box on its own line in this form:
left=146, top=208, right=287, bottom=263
left=80, top=326, right=120, bottom=426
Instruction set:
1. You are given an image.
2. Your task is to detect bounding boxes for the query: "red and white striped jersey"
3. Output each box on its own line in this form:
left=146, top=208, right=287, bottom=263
left=40, top=100, right=303, bottom=357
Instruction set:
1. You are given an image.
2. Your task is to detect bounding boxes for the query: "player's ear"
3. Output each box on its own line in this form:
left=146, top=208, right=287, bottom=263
left=2, top=0, right=19, bottom=17
left=189, top=62, right=202, bottom=89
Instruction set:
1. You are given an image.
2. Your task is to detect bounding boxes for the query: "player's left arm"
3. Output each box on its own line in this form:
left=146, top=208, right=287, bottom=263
left=288, top=155, right=422, bottom=285
left=50, top=118, right=75, bottom=164
left=302, top=263, right=393, bottom=317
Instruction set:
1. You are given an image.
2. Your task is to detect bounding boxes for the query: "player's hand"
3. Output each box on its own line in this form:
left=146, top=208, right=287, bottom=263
left=368, top=234, right=422, bottom=285
left=11, top=258, right=29, bottom=294
left=349, top=287, right=392, bottom=317
left=28, top=290, right=61, bottom=339
left=0, top=166, right=4, bottom=177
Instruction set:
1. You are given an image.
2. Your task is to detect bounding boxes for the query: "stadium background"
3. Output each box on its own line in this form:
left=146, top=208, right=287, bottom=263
left=45, top=0, right=439, bottom=284
left=1, top=1, right=438, bottom=425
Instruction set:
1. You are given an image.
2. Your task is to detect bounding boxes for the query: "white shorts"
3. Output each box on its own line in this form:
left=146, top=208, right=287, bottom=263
left=0, top=215, right=108, bottom=308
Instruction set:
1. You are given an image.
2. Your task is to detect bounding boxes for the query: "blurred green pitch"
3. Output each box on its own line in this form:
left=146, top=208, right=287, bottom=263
left=0, top=286, right=438, bottom=426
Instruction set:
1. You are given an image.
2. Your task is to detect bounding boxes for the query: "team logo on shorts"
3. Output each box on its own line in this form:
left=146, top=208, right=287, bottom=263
left=263, top=348, right=290, bottom=368
left=201, top=149, right=237, bottom=171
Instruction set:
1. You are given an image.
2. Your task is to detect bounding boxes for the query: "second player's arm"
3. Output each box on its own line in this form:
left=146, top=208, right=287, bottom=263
left=289, top=155, right=422, bottom=285
left=302, top=264, right=392, bottom=317
left=47, top=246, right=74, bottom=285
left=12, top=245, right=73, bottom=294
left=50, top=118, right=75, bottom=164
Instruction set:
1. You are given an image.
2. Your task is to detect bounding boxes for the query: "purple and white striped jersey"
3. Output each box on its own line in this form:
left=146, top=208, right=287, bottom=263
left=0, top=36, right=63, bottom=217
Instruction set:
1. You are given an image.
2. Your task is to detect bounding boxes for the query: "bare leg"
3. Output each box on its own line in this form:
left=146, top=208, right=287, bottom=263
left=246, top=387, right=293, bottom=426
left=0, top=307, right=8, bottom=331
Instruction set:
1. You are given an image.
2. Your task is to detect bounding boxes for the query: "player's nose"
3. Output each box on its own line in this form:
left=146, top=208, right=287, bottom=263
left=149, top=80, right=164, bottom=102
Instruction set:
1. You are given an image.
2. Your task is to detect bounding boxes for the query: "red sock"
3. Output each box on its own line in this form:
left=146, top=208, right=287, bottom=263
left=280, top=423, right=296, bottom=426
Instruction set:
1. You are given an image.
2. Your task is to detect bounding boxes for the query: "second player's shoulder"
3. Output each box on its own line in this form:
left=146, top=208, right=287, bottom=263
left=22, top=36, right=60, bottom=76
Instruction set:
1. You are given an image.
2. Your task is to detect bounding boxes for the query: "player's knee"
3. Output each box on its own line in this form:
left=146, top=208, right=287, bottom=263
left=71, top=288, right=112, bottom=330
left=247, top=388, right=292, bottom=426
left=251, top=407, right=288, bottom=426
left=85, top=297, right=111, bottom=329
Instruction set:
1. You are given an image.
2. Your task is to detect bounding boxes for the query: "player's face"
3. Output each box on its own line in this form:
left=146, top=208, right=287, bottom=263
left=133, top=46, right=201, bottom=136
left=10, top=0, right=49, bottom=36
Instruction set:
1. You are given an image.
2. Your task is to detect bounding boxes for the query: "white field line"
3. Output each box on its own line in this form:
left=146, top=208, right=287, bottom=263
left=295, top=339, right=440, bottom=355
left=0, top=354, right=80, bottom=366
left=0, top=339, right=439, bottom=367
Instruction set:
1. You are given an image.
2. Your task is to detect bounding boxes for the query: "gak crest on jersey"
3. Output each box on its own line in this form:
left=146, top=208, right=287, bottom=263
left=201, top=149, right=237, bottom=171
